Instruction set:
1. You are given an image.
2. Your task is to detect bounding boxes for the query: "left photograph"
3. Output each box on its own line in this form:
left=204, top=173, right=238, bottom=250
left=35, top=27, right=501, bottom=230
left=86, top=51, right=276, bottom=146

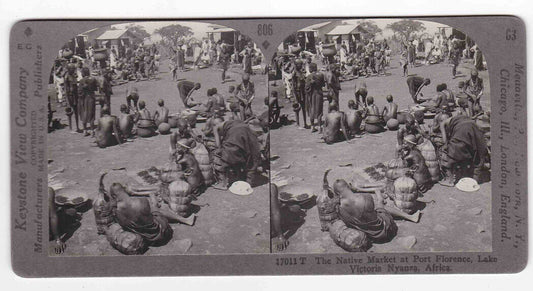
left=47, top=21, right=270, bottom=256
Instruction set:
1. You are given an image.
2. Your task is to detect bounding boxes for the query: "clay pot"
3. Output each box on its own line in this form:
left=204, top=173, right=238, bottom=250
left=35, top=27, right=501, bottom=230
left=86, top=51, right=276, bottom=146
left=94, top=52, right=107, bottom=61
left=158, top=122, right=171, bottom=135
left=168, top=115, right=180, bottom=128
left=322, top=43, right=337, bottom=57
left=289, top=45, right=302, bottom=54
left=397, top=111, right=409, bottom=124
left=365, top=123, right=383, bottom=134
left=386, top=118, right=400, bottom=130
left=136, top=126, right=155, bottom=138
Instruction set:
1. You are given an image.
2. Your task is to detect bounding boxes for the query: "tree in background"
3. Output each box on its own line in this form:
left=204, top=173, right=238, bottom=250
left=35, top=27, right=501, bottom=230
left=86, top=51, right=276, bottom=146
left=386, top=20, right=426, bottom=41
left=125, top=24, right=150, bottom=44
left=357, top=20, right=382, bottom=39
left=154, top=24, right=193, bottom=46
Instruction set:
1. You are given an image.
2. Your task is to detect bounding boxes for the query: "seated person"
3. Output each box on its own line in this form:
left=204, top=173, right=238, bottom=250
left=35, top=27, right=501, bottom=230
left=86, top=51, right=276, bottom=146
left=136, top=100, right=154, bottom=127
left=270, top=183, right=304, bottom=252
left=439, top=114, right=488, bottom=186
left=335, top=179, right=398, bottom=243
left=153, top=99, right=169, bottom=126
left=363, top=96, right=384, bottom=126
left=170, top=139, right=205, bottom=196
left=346, top=100, right=363, bottom=137
left=322, top=101, right=350, bottom=144
left=95, top=105, right=122, bottom=148
left=265, top=91, right=282, bottom=126
left=381, top=94, right=398, bottom=123
left=118, top=104, right=135, bottom=139
left=399, top=135, right=432, bottom=192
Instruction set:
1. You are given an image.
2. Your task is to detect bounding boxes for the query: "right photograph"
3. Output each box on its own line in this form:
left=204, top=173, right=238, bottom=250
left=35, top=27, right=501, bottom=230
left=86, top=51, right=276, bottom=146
left=268, top=18, right=491, bottom=253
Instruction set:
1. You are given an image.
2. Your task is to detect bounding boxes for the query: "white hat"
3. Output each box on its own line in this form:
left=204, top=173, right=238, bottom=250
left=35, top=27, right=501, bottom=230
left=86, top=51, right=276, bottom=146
left=455, top=177, right=480, bottom=192
left=229, top=181, right=253, bottom=196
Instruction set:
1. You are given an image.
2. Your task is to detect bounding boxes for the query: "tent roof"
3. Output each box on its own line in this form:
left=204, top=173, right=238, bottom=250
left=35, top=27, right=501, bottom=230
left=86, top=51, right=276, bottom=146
left=206, top=27, right=236, bottom=33
left=326, top=24, right=359, bottom=36
left=299, top=21, right=331, bottom=32
left=96, top=29, right=131, bottom=40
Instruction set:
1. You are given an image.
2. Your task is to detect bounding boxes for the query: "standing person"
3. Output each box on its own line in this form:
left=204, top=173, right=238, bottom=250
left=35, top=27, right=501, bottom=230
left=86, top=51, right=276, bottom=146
left=78, top=67, right=98, bottom=136
left=101, top=69, right=113, bottom=112
left=235, top=73, right=255, bottom=120
left=177, top=81, right=201, bottom=108
left=472, top=45, right=484, bottom=71
left=305, top=63, right=326, bottom=133
left=240, top=42, right=255, bottom=75
left=465, top=69, right=484, bottom=115
left=293, top=59, right=308, bottom=129
left=406, top=76, right=431, bottom=104
left=407, top=41, right=416, bottom=68
left=125, top=86, right=140, bottom=111
left=354, top=81, right=368, bottom=109
left=450, top=36, right=463, bottom=78
left=176, top=44, right=185, bottom=71
left=325, top=64, right=341, bottom=105
left=220, top=41, right=230, bottom=83
left=64, top=59, right=80, bottom=132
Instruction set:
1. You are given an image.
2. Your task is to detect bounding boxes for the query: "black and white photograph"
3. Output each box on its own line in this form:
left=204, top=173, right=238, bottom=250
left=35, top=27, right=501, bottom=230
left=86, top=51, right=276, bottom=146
left=46, top=21, right=271, bottom=256
left=268, top=18, right=492, bottom=254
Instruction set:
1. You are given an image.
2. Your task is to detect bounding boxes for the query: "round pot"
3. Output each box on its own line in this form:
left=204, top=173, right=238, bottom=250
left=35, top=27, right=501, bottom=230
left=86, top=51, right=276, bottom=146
left=137, top=126, right=155, bottom=138
left=386, top=118, right=399, bottom=130
left=158, top=122, right=171, bottom=135
left=322, top=43, right=337, bottom=56
left=365, top=123, right=383, bottom=134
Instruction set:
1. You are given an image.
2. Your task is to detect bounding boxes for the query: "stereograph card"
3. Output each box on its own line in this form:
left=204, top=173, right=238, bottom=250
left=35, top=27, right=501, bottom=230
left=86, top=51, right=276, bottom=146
left=9, top=16, right=527, bottom=277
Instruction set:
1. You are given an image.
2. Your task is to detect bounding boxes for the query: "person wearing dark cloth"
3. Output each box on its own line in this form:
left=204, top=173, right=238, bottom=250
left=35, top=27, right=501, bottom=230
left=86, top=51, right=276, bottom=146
left=266, top=91, right=282, bottom=126
left=101, top=70, right=113, bottom=112
left=335, top=179, right=398, bottom=243
left=293, top=59, right=308, bottom=128
left=270, top=184, right=289, bottom=252
left=439, top=114, right=488, bottom=186
left=305, top=63, right=326, bottom=133
left=177, top=80, right=201, bottom=108
left=176, top=45, right=185, bottom=71
left=212, top=120, right=262, bottom=190
left=79, top=67, right=99, bottom=136
left=64, top=60, right=80, bottom=132
left=450, top=43, right=462, bottom=78
left=235, top=73, right=255, bottom=120
left=219, top=41, right=230, bottom=83
left=354, top=82, right=368, bottom=109
left=325, top=64, right=341, bottom=105
left=406, top=76, right=430, bottom=104
left=465, top=69, right=484, bottom=115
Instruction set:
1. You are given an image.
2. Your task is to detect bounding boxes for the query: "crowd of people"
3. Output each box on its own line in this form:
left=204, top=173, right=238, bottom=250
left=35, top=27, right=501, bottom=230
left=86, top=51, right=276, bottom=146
left=49, top=31, right=273, bottom=254
left=270, top=34, right=490, bottom=252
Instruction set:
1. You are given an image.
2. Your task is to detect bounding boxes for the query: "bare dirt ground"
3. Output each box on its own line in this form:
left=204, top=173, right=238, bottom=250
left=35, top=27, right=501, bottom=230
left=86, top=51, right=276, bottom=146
left=48, top=58, right=271, bottom=255
left=269, top=55, right=492, bottom=253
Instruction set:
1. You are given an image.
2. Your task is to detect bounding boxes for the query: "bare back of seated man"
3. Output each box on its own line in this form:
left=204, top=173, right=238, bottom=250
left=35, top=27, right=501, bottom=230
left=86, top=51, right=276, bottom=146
left=95, top=106, right=122, bottom=148
left=323, top=102, right=350, bottom=144
left=154, top=99, right=169, bottom=126
left=346, top=100, right=363, bottom=137
left=118, top=104, right=135, bottom=138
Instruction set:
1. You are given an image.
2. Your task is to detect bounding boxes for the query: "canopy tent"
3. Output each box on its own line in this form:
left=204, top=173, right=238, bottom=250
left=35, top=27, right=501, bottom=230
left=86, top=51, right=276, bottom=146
left=326, top=24, right=359, bottom=36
